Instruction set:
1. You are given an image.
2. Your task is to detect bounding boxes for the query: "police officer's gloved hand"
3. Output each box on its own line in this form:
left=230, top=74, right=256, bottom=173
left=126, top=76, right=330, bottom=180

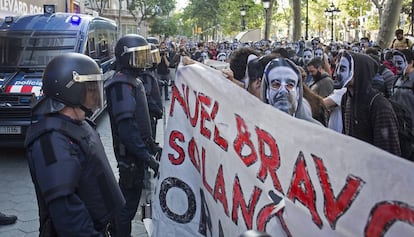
left=148, top=141, right=162, bottom=158
left=148, top=155, right=159, bottom=177
left=153, top=145, right=162, bottom=161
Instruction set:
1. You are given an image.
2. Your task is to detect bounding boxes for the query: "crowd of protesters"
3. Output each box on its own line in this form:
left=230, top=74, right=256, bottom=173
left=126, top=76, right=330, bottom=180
left=154, top=28, right=414, bottom=162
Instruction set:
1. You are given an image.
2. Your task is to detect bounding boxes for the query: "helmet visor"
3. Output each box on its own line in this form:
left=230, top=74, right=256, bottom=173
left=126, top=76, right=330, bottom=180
left=83, top=80, right=104, bottom=117
left=69, top=71, right=104, bottom=117
left=123, top=45, right=152, bottom=68
left=151, top=48, right=161, bottom=65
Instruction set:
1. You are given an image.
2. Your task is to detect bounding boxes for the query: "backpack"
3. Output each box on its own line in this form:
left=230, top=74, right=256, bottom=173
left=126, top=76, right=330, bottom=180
left=369, top=93, right=414, bottom=161
left=391, top=38, right=410, bottom=48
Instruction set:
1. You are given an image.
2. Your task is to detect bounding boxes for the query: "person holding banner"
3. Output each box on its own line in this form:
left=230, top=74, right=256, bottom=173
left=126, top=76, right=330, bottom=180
left=105, top=34, right=160, bottom=237
left=261, top=57, right=322, bottom=125
left=246, top=55, right=276, bottom=99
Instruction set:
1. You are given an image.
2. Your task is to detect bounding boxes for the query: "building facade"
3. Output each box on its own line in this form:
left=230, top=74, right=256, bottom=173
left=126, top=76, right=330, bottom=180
left=0, top=0, right=65, bottom=19
left=0, top=0, right=147, bottom=38
left=85, top=0, right=148, bottom=37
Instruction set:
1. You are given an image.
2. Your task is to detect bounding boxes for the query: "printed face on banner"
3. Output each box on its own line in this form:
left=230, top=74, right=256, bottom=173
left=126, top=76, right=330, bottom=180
left=266, top=66, right=298, bottom=115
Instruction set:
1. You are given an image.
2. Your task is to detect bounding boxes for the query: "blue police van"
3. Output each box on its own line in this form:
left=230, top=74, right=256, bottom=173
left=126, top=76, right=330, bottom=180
left=0, top=9, right=117, bottom=147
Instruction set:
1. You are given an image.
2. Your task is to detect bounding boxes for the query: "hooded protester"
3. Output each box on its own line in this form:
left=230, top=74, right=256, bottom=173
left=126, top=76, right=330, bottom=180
left=341, top=52, right=401, bottom=156
left=323, top=50, right=353, bottom=133
left=261, top=57, right=322, bottom=125
left=391, top=49, right=414, bottom=133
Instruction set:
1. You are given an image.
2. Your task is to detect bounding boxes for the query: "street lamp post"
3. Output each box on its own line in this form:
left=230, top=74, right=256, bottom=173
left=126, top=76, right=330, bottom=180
left=263, top=0, right=270, bottom=40
left=240, top=5, right=246, bottom=31
left=324, top=3, right=340, bottom=42
left=305, top=0, right=309, bottom=40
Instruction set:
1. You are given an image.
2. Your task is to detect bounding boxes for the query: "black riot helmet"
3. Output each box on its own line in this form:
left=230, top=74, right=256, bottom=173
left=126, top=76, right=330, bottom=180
left=34, top=53, right=104, bottom=117
left=115, top=34, right=152, bottom=69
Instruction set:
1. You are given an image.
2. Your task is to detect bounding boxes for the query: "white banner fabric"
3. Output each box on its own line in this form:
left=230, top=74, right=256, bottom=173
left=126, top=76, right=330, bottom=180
left=152, top=62, right=414, bottom=237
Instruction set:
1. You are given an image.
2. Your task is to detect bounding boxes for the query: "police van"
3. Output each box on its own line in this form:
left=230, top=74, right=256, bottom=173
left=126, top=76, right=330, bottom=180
left=0, top=8, right=117, bottom=147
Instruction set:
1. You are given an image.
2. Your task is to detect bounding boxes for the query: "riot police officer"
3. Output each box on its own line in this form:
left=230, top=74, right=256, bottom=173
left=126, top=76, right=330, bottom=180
left=105, top=34, right=160, bottom=237
left=145, top=43, right=163, bottom=141
left=24, top=53, right=125, bottom=236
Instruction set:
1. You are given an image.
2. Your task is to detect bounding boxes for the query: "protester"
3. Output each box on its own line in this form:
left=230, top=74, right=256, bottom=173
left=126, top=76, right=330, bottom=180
left=207, top=41, right=218, bottom=60
left=298, top=48, right=314, bottom=85
left=311, top=46, right=331, bottom=73
left=365, top=47, right=395, bottom=98
left=223, top=47, right=260, bottom=88
left=157, top=41, right=171, bottom=100
left=306, top=57, right=334, bottom=97
left=298, top=66, right=329, bottom=126
left=313, top=47, right=324, bottom=60
left=351, top=43, right=361, bottom=53
left=24, top=53, right=125, bottom=236
left=382, top=48, right=397, bottom=75
left=323, top=50, right=354, bottom=133
left=391, top=49, right=414, bottom=132
left=261, top=57, right=322, bottom=125
left=192, top=41, right=207, bottom=62
left=390, top=29, right=413, bottom=50
left=341, top=51, right=401, bottom=156
left=271, top=47, right=289, bottom=58
left=168, top=41, right=178, bottom=85
left=247, top=55, right=277, bottom=99
left=105, top=34, right=160, bottom=237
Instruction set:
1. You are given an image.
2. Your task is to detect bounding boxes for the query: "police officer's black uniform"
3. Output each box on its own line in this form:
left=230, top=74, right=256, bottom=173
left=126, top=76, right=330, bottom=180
left=142, top=44, right=163, bottom=141
left=24, top=53, right=125, bottom=236
left=105, top=34, right=160, bottom=237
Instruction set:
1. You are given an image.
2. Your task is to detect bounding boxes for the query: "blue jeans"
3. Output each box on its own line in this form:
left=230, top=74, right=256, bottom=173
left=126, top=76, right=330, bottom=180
left=158, top=73, right=170, bottom=99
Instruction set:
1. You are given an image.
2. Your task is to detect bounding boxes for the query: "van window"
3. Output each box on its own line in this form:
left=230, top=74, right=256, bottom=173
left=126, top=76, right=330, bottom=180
left=0, top=32, right=77, bottom=68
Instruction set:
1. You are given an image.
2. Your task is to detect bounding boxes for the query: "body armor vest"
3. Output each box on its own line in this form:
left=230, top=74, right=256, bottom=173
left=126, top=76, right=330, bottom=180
left=104, top=71, right=153, bottom=158
left=25, top=116, right=125, bottom=230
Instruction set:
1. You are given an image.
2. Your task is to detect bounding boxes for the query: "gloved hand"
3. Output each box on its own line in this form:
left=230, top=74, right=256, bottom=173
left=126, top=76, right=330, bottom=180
left=149, top=142, right=163, bottom=159
left=145, top=138, right=162, bottom=157
left=148, top=155, right=159, bottom=177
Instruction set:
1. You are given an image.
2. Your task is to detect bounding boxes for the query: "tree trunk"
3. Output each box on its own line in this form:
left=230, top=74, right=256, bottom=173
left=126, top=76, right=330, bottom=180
left=292, top=0, right=301, bottom=41
left=118, top=0, right=122, bottom=35
left=376, top=0, right=403, bottom=48
left=265, top=0, right=276, bottom=40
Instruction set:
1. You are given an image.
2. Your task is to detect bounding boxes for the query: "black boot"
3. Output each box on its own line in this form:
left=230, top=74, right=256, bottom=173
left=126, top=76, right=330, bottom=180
left=0, top=212, right=17, bottom=225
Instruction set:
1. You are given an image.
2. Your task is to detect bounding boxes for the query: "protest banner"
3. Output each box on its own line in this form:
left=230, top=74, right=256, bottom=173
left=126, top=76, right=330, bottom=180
left=152, top=61, right=414, bottom=237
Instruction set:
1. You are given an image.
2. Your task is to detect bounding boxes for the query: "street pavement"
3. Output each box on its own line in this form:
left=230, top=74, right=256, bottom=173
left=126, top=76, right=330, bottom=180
left=0, top=86, right=172, bottom=237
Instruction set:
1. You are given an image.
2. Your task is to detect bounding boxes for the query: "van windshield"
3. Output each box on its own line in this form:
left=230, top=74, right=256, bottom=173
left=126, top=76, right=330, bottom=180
left=0, top=32, right=78, bottom=69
